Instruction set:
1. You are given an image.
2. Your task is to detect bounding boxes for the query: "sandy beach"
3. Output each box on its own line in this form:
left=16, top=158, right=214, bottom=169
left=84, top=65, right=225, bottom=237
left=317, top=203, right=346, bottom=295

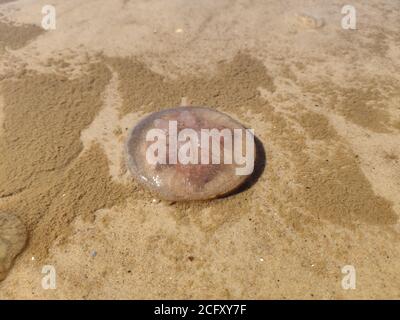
left=0, top=0, right=399, bottom=299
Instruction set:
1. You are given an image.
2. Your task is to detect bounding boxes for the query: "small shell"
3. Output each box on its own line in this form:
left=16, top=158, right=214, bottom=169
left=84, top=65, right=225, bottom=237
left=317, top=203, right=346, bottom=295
left=125, top=107, right=255, bottom=201
left=0, top=212, right=27, bottom=281
left=296, top=14, right=324, bottom=29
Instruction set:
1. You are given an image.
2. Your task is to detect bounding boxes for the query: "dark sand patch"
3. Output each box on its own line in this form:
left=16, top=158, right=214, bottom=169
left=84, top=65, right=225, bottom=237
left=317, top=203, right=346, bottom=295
left=0, top=20, right=43, bottom=51
left=295, top=149, right=396, bottom=226
left=338, top=87, right=391, bottom=133
left=0, top=64, right=110, bottom=197
left=266, top=110, right=397, bottom=227
left=0, top=63, right=132, bottom=260
left=299, top=111, right=336, bottom=140
left=305, top=79, right=398, bottom=133
left=393, top=120, right=400, bottom=131
left=110, top=53, right=275, bottom=117
left=29, top=143, right=133, bottom=259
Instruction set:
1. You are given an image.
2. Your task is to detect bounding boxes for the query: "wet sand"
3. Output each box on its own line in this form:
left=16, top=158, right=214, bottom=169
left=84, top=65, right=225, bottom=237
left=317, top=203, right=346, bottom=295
left=0, top=0, right=399, bottom=299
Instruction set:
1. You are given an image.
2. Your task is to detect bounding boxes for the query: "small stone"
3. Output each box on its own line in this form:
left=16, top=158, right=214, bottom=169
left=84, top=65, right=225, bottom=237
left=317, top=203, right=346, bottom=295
left=296, top=14, right=324, bottom=29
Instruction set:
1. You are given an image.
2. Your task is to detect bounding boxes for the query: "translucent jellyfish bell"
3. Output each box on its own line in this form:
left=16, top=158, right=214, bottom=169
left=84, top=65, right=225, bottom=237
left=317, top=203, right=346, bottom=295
left=125, top=106, right=255, bottom=201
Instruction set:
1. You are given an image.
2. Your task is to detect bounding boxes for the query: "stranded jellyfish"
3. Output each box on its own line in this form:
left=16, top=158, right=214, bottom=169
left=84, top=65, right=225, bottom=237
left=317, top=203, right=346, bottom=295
left=125, top=106, right=255, bottom=201
left=0, top=212, right=27, bottom=281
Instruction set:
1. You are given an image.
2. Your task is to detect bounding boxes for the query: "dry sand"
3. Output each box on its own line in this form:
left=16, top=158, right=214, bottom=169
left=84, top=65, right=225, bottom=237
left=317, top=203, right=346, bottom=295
left=0, top=0, right=399, bottom=299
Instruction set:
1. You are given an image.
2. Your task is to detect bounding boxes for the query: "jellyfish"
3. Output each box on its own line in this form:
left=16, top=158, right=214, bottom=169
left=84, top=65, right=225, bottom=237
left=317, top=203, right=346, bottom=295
left=125, top=105, right=255, bottom=201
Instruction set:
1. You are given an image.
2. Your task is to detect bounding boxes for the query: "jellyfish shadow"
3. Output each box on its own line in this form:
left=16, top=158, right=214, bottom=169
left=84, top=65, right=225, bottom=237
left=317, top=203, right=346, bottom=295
left=222, top=136, right=267, bottom=198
